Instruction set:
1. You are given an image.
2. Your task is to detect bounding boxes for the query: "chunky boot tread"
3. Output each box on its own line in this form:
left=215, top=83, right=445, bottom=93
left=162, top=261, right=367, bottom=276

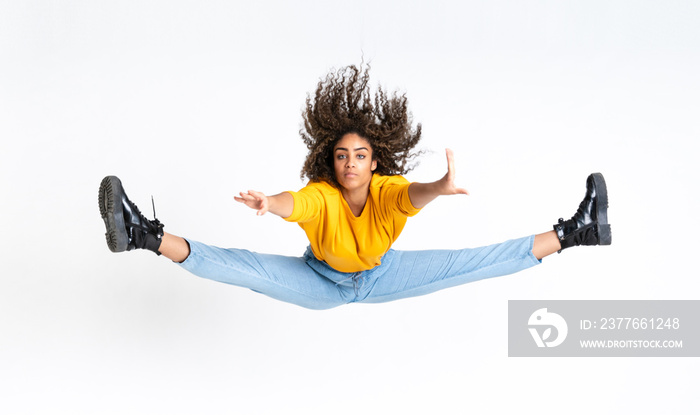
left=590, top=173, right=608, bottom=225
left=598, top=224, right=612, bottom=245
left=99, top=176, right=129, bottom=253
left=590, top=172, right=611, bottom=246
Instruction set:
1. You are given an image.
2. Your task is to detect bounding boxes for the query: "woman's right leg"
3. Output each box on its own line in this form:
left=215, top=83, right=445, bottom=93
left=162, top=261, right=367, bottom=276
left=159, top=232, right=190, bottom=263
left=176, top=239, right=348, bottom=310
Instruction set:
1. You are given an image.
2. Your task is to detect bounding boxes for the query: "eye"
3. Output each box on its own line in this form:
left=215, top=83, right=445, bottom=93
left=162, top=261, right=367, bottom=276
left=357, top=154, right=366, bottom=159
left=337, top=154, right=346, bottom=160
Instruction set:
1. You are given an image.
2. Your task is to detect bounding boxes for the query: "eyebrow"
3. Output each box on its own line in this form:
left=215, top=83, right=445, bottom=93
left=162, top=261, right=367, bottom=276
left=334, top=147, right=370, bottom=152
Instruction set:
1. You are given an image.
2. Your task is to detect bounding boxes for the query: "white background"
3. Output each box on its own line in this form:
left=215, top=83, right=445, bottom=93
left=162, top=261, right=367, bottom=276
left=1, top=0, right=699, bottom=413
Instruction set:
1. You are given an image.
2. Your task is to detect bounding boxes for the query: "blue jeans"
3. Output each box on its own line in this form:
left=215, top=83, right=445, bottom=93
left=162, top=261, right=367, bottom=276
left=178, top=235, right=541, bottom=310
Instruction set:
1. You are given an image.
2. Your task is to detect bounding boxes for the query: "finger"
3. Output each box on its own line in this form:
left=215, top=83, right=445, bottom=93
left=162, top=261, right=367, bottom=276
left=239, top=192, right=260, bottom=205
left=456, top=187, right=470, bottom=196
left=246, top=190, right=266, bottom=215
left=237, top=195, right=257, bottom=206
left=248, top=190, right=265, bottom=200
left=257, top=198, right=269, bottom=216
left=445, top=148, right=456, bottom=179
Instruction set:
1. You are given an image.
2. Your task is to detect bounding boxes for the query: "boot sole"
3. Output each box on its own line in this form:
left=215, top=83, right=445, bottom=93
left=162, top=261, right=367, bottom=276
left=590, top=173, right=612, bottom=245
left=99, top=176, right=129, bottom=252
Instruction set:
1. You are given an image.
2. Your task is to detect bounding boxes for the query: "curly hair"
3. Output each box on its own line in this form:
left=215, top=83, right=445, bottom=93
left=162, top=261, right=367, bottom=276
left=299, top=64, right=423, bottom=188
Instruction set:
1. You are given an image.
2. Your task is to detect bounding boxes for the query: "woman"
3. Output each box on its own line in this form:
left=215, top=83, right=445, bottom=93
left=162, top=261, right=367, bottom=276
left=98, top=64, right=611, bottom=310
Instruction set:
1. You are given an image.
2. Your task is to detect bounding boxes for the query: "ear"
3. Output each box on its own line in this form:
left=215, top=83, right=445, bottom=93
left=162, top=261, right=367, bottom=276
left=371, top=159, right=377, bottom=171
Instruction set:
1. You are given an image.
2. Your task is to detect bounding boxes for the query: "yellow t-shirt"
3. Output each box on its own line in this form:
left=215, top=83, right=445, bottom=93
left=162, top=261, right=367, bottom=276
left=284, top=174, right=421, bottom=272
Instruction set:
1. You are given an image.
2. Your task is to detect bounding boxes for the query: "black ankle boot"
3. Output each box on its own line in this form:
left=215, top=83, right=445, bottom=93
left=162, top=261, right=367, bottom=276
left=554, top=173, right=612, bottom=252
left=99, top=176, right=164, bottom=255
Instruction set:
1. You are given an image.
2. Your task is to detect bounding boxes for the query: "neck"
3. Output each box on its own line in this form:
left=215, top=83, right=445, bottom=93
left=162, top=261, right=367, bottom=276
left=341, top=185, right=370, bottom=217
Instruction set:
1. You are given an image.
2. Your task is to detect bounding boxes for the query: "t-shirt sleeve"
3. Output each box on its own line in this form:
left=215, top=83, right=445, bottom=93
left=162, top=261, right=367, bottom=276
left=381, top=176, right=422, bottom=217
left=283, top=185, right=323, bottom=223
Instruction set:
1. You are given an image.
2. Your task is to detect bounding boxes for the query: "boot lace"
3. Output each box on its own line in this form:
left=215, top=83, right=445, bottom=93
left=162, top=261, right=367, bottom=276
left=127, top=196, right=164, bottom=246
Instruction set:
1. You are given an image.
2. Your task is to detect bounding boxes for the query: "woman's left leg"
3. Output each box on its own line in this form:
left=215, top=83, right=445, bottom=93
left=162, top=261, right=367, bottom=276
left=532, top=231, right=562, bottom=260
left=360, top=235, right=541, bottom=304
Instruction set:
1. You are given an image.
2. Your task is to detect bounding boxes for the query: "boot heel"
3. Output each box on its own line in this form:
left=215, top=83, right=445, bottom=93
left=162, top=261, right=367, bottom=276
left=598, top=224, right=612, bottom=245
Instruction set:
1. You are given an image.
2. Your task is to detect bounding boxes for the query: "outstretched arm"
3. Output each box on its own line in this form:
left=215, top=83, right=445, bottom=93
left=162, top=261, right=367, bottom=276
left=235, top=191, right=294, bottom=218
left=408, top=148, right=469, bottom=209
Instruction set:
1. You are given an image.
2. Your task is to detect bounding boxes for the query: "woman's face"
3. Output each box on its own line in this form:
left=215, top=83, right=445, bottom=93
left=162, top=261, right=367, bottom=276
left=333, top=133, right=377, bottom=193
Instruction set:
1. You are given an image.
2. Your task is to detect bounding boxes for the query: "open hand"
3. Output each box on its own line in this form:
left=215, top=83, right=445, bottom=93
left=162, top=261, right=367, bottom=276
left=438, top=148, right=469, bottom=196
left=234, top=190, right=269, bottom=216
